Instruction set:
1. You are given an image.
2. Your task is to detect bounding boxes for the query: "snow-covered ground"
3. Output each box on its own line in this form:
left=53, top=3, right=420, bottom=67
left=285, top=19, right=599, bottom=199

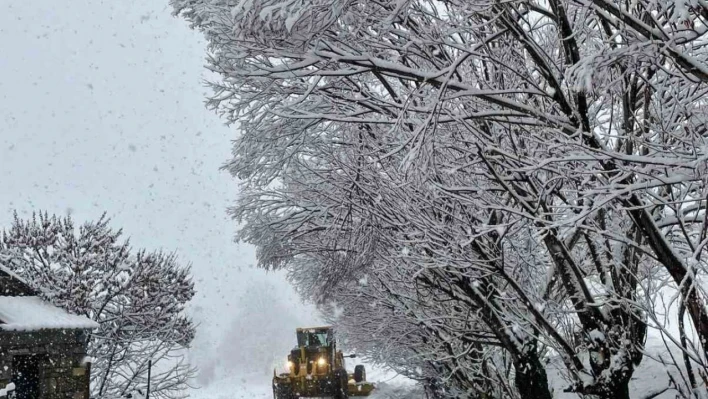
left=188, top=360, right=418, bottom=399
left=188, top=373, right=420, bottom=399
left=545, top=342, right=701, bottom=399
left=188, top=379, right=422, bottom=399
left=188, top=373, right=272, bottom=399
left=187, top=341, right=696, bottom=399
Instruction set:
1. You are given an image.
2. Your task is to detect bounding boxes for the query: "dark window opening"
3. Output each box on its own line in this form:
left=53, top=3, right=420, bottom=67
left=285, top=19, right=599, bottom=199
left=12, top=355, right=41, bottom=399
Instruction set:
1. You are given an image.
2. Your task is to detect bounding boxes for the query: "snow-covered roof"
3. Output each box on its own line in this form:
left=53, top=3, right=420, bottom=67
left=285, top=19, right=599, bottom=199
left=0, top=296, right=99, bottom=332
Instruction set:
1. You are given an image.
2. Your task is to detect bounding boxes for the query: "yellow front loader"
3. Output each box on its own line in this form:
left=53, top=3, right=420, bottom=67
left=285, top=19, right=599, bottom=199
left=273, top=326, right=375, bottom=399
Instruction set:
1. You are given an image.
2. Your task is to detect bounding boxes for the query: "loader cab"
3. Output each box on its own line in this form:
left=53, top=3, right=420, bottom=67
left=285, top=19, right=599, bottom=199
left=296, top=327, right=333, bottom=348
left=289, top=327, right=339, bottom=377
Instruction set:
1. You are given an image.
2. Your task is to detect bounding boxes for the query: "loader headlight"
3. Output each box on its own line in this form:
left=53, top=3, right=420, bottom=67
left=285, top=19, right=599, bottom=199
left=287, top=361, right=294, bottom=370
left=317, top=357, right=327, bottom=366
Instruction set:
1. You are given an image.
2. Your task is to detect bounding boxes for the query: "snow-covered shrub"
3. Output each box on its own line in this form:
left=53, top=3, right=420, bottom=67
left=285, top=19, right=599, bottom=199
left=0, top=212, right=196, bottom=399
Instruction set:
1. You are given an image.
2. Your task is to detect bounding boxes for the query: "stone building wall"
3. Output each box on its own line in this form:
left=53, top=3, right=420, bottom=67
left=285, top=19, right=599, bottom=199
left=0, top=329, right=90, bottom=399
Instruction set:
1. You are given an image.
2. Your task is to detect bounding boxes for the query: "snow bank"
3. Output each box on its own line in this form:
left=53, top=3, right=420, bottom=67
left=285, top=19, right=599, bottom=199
left=188, top=372, right=273, bottom=399
left=368, top=382, right=424, bottom=398
left=188, top=379, right=422, bottom=399
left=0, top=382, right=15, bottom=398
left=187, top=367, right=419, bottom=399
left=0, top=296, right=99, bottom=331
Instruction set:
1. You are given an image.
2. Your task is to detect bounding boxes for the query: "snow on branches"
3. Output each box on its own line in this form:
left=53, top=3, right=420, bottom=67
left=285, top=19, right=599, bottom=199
left=175, top=0, right=708, bottom=398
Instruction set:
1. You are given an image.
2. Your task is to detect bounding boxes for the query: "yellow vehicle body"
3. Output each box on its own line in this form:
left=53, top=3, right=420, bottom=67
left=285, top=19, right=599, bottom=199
left=272, top=326, right=375, bottom=399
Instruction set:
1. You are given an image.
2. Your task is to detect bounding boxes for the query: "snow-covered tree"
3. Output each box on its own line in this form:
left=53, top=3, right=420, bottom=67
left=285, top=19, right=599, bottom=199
left=173, top=0, right=708, bottom=397
left=0, top=212, right=196, bottom=399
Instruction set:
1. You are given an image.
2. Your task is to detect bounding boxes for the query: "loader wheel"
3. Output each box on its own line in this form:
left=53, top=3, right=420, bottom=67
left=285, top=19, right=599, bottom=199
left=334, top=368, right=349, bottom=399
left=273, top=380, right=293, bottom=399
left=354, top=365, right=366, bottom=383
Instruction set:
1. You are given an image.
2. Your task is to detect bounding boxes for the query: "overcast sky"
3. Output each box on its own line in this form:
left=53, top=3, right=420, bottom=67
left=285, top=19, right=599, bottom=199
left=0, top=0, right=319, bottom=386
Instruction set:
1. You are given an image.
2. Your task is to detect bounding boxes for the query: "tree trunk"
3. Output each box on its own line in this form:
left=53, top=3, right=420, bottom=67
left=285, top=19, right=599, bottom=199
left=515, top=355, right=553, bottom=399
left=594, top=378, right=630, bottom=399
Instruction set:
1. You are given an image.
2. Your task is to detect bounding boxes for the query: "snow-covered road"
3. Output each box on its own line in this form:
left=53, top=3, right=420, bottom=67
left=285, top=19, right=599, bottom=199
left=189, top=382, right=422, bottom=399
left=188, top=372, right=421, bottom=399
left=188, top=344, right=690, bottom=399
left=187, top=351, right=680, bottom=399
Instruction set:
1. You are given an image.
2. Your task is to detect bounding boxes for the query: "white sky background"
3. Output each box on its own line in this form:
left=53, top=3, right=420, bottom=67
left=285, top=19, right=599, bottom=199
left=0, top=0, right=320, bottom=388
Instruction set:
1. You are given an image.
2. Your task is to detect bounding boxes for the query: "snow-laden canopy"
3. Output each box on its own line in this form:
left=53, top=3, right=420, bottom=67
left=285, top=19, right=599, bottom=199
left=0, top=296, right=98, bottom=331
